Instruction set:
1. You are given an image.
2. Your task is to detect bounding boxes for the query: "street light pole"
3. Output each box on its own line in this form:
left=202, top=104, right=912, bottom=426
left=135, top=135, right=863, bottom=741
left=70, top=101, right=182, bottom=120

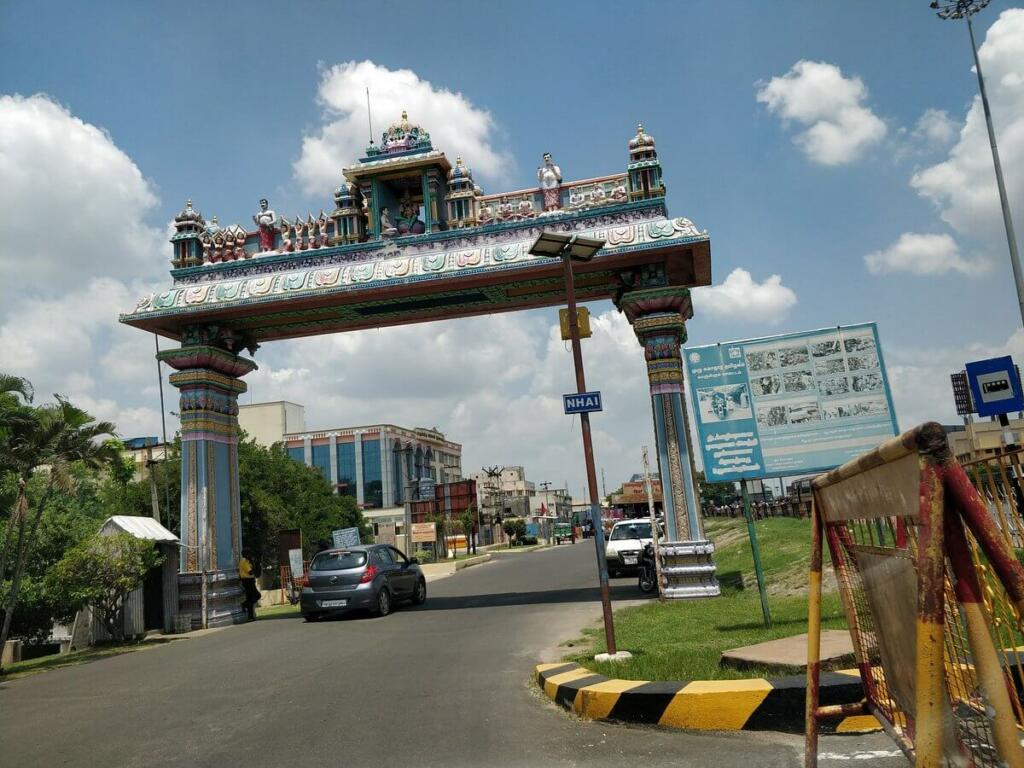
left=560, top=241, right=617, bottom=655
left=530, top=230, right=620, bottom=657
left=931, top=0, right=1023, bottom=327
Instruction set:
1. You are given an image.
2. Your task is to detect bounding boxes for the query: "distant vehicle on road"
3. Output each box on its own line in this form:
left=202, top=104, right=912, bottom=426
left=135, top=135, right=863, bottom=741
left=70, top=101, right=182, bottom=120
left=604, top=520, right=661, bottom=578
left=553, top=521, right=575, bottom=545
left=300, top=544, right=426, bottom=621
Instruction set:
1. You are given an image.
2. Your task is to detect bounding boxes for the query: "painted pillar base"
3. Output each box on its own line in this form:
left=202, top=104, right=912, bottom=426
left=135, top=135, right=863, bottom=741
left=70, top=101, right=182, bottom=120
left=659, top=540, right=720, bottom=599
left=178, top=570, right=247, bottom=629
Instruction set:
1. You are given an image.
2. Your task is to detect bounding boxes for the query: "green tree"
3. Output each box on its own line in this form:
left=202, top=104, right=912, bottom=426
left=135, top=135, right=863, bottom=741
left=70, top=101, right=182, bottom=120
left=237, top=439, right=365, bottom=569
left=47, top=532, right=164, bottom=642
left=0, top=388, right=119, bottom=671
left=697, top=471, right=736, bottom=507
left=458, top=506, right=476, bottom=556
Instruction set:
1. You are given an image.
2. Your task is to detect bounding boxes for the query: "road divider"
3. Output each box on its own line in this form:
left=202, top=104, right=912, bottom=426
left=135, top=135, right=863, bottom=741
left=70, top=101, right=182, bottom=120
left=535, top=662, right=879, bottom=733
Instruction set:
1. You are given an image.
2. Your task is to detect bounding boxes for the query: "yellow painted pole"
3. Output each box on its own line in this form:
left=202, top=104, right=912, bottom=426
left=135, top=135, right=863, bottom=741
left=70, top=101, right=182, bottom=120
left=914, top=461, right=946, bottom=767
left=805, top=498, right=823, bottom=768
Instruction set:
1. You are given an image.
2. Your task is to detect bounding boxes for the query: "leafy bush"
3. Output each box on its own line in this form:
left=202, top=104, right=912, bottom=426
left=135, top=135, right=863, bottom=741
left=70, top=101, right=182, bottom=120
left=521, top=536, right=538, bottom=546
left=47, top=532, right=164, bottom=642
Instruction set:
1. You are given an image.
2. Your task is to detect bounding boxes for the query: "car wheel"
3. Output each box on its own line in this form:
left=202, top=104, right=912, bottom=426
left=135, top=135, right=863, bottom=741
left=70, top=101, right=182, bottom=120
left=375, top=587, right=392, bottom=617
left=412, top=579, right=426, bottom=605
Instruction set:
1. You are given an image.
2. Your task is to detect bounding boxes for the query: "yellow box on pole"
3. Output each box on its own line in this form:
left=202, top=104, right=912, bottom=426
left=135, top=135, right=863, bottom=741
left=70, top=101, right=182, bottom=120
left=559, top=307, right=592, bottom=340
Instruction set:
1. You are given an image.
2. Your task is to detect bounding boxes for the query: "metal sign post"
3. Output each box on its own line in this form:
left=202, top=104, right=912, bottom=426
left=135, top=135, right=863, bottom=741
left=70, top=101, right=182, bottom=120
left=741, top=479, right=772, bottom=629
left=641, top=446, right=664, bottom=600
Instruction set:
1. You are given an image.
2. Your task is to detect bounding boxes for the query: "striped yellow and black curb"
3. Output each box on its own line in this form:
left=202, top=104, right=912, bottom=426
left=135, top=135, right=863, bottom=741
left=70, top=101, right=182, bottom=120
left=536, top=662, right=880, bottom=734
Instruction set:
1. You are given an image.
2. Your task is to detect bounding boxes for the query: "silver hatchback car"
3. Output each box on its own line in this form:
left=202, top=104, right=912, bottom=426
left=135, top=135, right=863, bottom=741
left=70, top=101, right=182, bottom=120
left=300, top=544, right=426, bottom=621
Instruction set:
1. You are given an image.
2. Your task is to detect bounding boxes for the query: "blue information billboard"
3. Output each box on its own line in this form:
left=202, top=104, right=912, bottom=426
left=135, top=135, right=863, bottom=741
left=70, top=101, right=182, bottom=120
left=684, top=323, right=899, bottom=481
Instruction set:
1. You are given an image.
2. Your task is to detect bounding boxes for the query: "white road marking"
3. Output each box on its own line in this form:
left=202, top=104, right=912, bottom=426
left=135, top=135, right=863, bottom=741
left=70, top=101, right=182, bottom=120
left=818, top=750, right=905, bottom=761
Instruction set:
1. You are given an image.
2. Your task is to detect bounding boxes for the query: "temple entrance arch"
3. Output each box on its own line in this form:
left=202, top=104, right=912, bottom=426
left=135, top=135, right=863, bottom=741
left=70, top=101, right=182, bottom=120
left=121, top=115, right=719, bottom=627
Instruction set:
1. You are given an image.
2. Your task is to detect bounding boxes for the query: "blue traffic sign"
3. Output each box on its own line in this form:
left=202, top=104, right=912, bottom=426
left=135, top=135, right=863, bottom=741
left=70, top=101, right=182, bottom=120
left=965, top=356, right=1024, bottom=418
left=563, top=391, right=603, bottom=414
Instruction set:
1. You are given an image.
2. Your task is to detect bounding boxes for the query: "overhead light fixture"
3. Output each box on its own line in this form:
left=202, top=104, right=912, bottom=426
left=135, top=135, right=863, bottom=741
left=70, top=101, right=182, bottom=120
left=529, top=232, right=605, bottom=262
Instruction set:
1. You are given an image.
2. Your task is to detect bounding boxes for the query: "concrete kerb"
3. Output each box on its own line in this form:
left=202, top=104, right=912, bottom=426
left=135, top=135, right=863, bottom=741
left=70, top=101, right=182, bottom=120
left=535, top=662, right=880, bottom=734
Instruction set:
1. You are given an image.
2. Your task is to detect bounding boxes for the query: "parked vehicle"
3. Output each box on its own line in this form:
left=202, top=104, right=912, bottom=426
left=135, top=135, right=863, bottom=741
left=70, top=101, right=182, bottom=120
left=638, top=542, right=657, bottom=593
left=300, top=544, right=426, bottom=621
left=604, top=519, right=660, bottom=578
left=553, top=521, right=575, bottom=545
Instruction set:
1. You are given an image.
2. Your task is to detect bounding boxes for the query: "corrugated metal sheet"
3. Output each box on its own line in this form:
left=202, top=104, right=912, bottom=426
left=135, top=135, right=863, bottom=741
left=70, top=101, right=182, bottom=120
left=100, top=515, right=179, bottom=543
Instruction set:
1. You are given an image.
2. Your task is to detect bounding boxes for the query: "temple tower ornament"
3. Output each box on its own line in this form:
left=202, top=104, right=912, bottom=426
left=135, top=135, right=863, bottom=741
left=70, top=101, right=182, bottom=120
left=617, top=286, right=719, bottom=598
left=158, top=329, right=257, bottom=628
left=627, top=123, right=665, bottom=201
left=171, top=200, right=206, bottom=268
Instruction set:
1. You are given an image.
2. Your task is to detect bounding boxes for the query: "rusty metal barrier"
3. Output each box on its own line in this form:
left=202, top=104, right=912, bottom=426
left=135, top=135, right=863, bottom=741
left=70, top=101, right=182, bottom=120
left=805, top=422, right=1024, bottom=768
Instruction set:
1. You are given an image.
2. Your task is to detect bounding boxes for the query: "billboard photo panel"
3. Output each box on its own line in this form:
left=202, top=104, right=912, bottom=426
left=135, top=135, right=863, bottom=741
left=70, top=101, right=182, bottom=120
left=684, top=323, right=899, bottom=481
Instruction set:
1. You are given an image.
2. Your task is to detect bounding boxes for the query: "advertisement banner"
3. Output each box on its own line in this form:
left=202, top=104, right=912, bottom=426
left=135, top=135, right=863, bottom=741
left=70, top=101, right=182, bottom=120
left=684, top=323, right=899, bottom=481
left=410, top=522, right=437, bottom=543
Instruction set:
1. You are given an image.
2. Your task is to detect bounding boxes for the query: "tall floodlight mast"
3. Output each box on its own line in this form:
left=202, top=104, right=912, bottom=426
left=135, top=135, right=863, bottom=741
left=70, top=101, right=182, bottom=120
left=929, top=0, right=1023, bottom=328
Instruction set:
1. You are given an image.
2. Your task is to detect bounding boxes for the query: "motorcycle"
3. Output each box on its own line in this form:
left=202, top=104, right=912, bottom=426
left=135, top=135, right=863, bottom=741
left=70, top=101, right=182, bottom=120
left=638, top=542, right=658, bottom=594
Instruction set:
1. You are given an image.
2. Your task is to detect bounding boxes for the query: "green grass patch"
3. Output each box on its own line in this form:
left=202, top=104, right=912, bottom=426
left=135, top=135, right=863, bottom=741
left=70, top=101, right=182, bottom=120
left=566, top=591, right=846, bottom=681
left=257, top=602, right=300, bottom=619
left=0, top=640, right=174, bottom=681
left=566, top=516, right=848, bottom=681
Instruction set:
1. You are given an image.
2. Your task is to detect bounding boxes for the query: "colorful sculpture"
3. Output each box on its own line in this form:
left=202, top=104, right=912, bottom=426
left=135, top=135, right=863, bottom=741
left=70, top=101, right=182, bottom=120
left=537, top=152, right=562, bottom=211
left=252, top=199, right=277, bottom=252
left=396, top=191, right=426, bottom=235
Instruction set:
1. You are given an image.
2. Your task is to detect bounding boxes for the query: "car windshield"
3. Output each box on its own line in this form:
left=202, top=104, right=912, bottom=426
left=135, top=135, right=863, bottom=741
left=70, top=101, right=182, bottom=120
left=310, top=551, right=367, bottom=570
left=610, top=522, right=651, bottom=540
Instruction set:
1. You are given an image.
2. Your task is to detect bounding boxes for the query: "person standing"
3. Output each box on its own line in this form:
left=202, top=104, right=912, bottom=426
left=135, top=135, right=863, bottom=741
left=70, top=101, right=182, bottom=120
left=239, top=551, right=259, bottom=621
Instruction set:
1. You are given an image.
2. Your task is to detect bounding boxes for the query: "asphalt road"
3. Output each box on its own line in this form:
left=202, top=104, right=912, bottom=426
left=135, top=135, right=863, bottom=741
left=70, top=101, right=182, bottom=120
left=1, top=542, right=906, bottom=767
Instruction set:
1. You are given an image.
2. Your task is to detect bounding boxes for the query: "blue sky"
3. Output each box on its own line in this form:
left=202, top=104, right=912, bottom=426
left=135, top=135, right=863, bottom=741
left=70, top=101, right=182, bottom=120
left=2, top=1, right=1022, bottom=498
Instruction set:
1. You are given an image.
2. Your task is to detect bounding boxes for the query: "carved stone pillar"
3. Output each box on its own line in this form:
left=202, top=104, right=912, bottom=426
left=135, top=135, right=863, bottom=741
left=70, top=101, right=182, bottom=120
left=618, top=287, right=719, bottom=599
left=158, top=340, right=258, bottom=628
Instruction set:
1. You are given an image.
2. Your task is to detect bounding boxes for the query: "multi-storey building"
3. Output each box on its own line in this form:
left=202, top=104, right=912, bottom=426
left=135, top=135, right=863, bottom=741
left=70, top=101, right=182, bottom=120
left=282, top=424, right=462, bottom=509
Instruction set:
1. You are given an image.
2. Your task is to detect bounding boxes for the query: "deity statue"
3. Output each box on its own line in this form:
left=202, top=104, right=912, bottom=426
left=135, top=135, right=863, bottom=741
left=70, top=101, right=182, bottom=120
left=396, top=191, right=426, bottom=235
left=252, top=199, right=277, bottom=251
left=279, top=220, right=293, bottom=252
left=497, top=197, right=514, bottom=221
left=478, top=204, right=493, bottom=224
left=380, top=207, right=397, bottom=236
left=537, top=152, right=562, bottom=211
left=516, top=197, right=534, bottom=219
left=591, top=185, right=607, bottom=206
left=611, top=180, right=628, bottom=203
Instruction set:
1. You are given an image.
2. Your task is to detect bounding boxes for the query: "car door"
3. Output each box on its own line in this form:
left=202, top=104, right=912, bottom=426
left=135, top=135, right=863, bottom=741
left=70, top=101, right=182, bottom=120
left=388, top=546, right=416, bottom=598
left=374, top=546, right=400, bottom=595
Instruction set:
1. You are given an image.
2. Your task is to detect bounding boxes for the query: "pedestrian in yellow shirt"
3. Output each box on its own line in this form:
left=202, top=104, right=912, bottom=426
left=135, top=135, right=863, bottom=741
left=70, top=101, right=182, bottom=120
left=239, top=551, right=259, bottom=621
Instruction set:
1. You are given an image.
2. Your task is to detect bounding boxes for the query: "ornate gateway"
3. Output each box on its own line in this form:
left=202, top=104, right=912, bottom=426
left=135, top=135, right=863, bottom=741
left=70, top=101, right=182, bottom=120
left=121, top=117, right=719, bottom=623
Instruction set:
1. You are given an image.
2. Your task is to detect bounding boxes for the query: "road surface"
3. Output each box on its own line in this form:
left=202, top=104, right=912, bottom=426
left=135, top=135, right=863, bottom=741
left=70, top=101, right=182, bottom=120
left=0, top=542, right=905, bottom=767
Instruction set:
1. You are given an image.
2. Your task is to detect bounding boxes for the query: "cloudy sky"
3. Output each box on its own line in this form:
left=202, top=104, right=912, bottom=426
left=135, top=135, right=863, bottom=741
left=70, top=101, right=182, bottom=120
left=1, top=1, right=1023, bottom=500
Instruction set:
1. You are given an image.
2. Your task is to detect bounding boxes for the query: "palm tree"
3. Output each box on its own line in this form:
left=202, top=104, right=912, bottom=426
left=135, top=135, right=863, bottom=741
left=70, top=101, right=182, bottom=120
left=0, top=387, right=119, bottom=669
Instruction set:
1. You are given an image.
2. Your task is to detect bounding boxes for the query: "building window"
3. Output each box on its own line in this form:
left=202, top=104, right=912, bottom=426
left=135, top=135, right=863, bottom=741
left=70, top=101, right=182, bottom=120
left=393, top=449, right=406, bottom=504
left=287, top=446, right=305, bottom=464
left=362, top=438, right=382, bottom=508
left=337, top=442, right=357, bottom=498
left=311, top=444, right=331, bottom=482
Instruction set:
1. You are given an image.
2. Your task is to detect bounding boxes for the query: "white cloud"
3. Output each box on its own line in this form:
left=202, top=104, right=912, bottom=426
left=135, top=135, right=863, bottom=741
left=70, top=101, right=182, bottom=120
left=692, top=268, right=797, bottom=323
left=756, top=60, right=887, bottom=165
left=864, top=232, right=989, bottom=276
left=913, top=108, right=959, bottom=148
left=0, top=93, right=170, bottom=439
left=0, top=94, right=166, bottom=301
left=243, top=306, right=664, bottom=500
left=293, top=61, right=512, bottom=197
left=911, top=9, right=1024, bottom=243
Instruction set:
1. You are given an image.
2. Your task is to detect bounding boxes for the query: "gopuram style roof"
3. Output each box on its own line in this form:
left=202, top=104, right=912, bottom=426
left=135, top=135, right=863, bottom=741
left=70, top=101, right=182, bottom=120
left=120, top=113, right=711, bottom=344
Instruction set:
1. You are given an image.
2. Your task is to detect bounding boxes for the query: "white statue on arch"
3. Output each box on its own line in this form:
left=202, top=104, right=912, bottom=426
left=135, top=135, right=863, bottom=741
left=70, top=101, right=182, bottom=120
left=537, top=152, right=562, bottom=211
